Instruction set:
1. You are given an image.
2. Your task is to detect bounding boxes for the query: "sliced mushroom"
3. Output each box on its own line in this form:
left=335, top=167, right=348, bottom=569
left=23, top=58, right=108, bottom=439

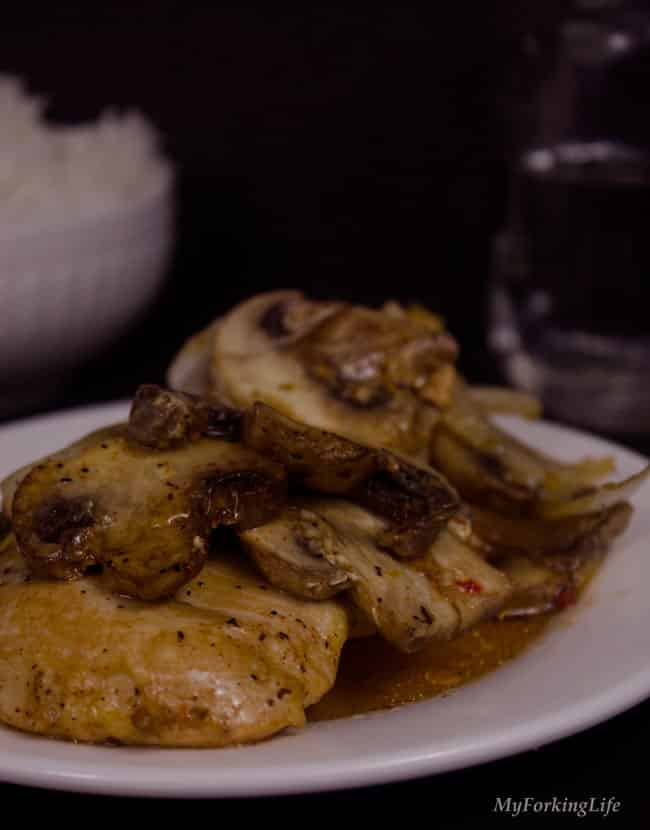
left=0, top=513, right=10, bottom=545
left=128, top=384, right=243, bottom=449
left=239, top=507, right=353, bottom=600
left=247, top=498, right=460, bottom=653
left=218, top=290, right=344, bottom=355
left=430, top=427, right=535, bottom=515
left=203, top=291, right=457, bottom=460
left=10, top=425, right=286, bottom=599
left=563, top=500, right=633, bottom=559
left=243, top=402, right=460, bottom=555
left=468, top=502, right=612, bottom=559
left=301, top=302, right=458, bottom=409
left=167, top=319, right=221, bottom=397
left=435, top=377, right=619, bottom=513
left=128, top=389, right=460, bottom=558
left=241, top=497, right=513, bottom=636
left=129, top=385, right=212, bottom=449
left=361, top=449, right=460, bottom=557
left=242, top=401, right=377, bottom=493
left=1, top=428, right=111, bottom=520
left=494, top=501, right=632, bottom=617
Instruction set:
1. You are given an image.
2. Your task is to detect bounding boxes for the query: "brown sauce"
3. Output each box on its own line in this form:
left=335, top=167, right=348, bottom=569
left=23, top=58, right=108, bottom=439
left=308, top=615, right=550, bottom=721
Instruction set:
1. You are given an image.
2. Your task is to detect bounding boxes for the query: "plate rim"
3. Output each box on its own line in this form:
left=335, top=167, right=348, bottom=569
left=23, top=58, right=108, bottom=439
left=0, top=400, right=648, bottom=798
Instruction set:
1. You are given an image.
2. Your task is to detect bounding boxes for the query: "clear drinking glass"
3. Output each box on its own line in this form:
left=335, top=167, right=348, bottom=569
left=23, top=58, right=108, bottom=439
left=489, top=1, right=650, bottom=433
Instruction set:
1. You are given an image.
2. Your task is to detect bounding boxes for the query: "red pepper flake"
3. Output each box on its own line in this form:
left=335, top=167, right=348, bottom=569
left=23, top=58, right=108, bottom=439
left=456, top=579, right=483, bottom=595
left=555, top=585, right=578, bottom=609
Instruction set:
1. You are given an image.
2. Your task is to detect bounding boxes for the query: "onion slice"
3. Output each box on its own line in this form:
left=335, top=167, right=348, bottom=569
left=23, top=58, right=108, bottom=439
left=469, top=386, right=542, bottom=420
left=539, top=465, right=650, bottom=519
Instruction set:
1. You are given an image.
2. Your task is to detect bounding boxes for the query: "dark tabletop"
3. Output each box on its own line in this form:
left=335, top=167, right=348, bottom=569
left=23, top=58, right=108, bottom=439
left=1, top=703, right=648, bottom=823
left=1, top=3, right=649, bottom=822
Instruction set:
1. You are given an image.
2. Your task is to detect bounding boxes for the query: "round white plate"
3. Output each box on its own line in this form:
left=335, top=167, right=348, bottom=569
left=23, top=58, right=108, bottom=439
left=0, top=401, right=648, bottom=798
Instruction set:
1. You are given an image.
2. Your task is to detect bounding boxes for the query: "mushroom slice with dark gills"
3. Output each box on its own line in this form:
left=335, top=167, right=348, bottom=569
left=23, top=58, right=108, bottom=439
left=0, top=513, right=11, bottom=546
left=127, top=389, right=460, bottom=559
left=242, top=500, right=514, bottom=650
left=128, top=384, right=243, bottom=449
left=166, top=319, right=221, bottom=397
left=242, top=401, right=377, bottom=494
left=360, top=448, right=460, bottom=558
left=238, top=506, right=353, bottom=600
left=243, top=403, right=460, bottom=556
left=185, top=291, right=458, bottom=461
left=10, top=425, right=286, bottom=599
left=241, top=498, right=471, bottom=653
left=432, top=377, right=622, bottom=516
left=483, top=502, right=632, bottom=619
left=467, top=500, right=632, bottom=560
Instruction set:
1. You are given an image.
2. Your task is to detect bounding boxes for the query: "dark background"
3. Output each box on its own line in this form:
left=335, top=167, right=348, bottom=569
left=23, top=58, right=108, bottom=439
left=1, top=2, right=567, bottom=412
left=2, top=3, right=649, bottom=823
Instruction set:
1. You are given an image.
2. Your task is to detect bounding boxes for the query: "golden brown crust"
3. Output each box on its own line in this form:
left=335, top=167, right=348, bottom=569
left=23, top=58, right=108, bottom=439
left=0, top=542, right=347, bottom=746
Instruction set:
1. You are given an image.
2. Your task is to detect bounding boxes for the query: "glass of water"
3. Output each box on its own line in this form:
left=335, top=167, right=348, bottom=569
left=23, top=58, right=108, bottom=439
left=489, top=1, right=650, bottom=434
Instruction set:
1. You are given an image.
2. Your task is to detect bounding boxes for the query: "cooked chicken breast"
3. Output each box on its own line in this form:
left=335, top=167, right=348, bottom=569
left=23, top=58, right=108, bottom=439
left=413, top=527, right=512, bottom=630
left=0, top=535, right=347, bottom=746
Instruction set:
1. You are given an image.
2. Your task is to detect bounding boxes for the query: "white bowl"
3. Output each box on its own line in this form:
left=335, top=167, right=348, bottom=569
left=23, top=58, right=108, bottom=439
left=0, top=180, right=173, bottom=392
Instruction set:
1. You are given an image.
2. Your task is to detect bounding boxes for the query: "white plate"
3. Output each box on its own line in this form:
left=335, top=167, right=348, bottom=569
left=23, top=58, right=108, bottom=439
left=0, top=401, right=648, bottom=798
